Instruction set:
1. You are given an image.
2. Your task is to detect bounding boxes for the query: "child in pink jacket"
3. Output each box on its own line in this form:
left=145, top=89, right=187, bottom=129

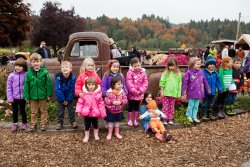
left=75, top=77, right=106, bottom=143
left=126, top=57, right=148, bottom=126
left=105, top=77, right=127, bottom=140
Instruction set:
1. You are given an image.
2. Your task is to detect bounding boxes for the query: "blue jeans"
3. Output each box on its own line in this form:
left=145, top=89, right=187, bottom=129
left=186, top=99, right=200, bottom=119
left=57, top=101, right=75, bottom=124
left=224, top=93, right=237, bottom=105
left=200, top=95, right=215, bottom=116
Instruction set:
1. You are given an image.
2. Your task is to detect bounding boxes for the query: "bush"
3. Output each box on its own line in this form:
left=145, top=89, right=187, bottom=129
left=0, top=67, right=9, bottom=99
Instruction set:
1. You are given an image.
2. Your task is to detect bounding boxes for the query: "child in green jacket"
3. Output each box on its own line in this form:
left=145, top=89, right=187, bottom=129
left=24, top=53, right=53, bottom=131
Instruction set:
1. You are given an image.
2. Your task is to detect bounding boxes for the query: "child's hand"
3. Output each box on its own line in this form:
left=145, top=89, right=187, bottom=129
left=26, top=100, right=30, bottom=104
left=77, top=113, right=81, bottom=116
left=139, top=115, right=143, bottom=119
left=79, top=92, right=84, bottom=97
left=8, top=100, right=13, bottom=103
left=63, top=101, right=68, bottom=106
left=160, top=90, right=164, bottom=97
left=47, top=97, right=51, bottom=102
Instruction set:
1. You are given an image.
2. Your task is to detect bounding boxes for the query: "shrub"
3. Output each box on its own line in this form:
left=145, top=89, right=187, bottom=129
left=0, top=67, right=9, bottom=99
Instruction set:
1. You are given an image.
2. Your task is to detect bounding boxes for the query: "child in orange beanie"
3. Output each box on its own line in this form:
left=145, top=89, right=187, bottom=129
left=139, top=100, right=172, bottom=142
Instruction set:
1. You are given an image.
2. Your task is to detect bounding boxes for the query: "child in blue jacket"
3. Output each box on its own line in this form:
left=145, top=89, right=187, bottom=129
left=55, top=61, right=77, bottom=130
left=201, top=56, right=222, bottom=120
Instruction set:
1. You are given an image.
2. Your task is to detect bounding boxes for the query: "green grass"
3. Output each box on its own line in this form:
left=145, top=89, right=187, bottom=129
left=235, top=95, right=250, bottom=111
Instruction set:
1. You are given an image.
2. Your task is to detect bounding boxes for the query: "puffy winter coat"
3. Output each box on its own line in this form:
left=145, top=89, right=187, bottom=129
left=54, top=72, right=76, bottom=102
left=182, top=68, right=211, bottom=99
left=102, top=73, right=127, bottom=97
left=126, top=67, right=148, bottom=100
left=24, top=67, right=52, bottom=100
left=203, top=69, right=222, bottom=95
left=104, top=88, right=127, bottom=114
left=6, top=71, right=26, bottom=102
left=75, top=71, right=102, bottom=97
left=75, top=86, right=106, bottom=118
left=244, top=54, right=250, bottom=73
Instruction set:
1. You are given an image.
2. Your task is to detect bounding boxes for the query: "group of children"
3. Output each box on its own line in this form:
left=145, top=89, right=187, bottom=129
left=6, top=51, right=244, bottom=143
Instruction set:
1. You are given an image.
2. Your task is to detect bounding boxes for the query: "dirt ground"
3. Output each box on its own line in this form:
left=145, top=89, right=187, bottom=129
left=0, top=113, right=249, bottom=167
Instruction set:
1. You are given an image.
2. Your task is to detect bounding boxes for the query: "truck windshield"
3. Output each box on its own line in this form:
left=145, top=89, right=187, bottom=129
left=70, top=41, right=98, bottom=58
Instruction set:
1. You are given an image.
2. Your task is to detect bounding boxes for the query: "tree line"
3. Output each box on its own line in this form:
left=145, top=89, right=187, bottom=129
left=1, top=0, right=250, bottom=55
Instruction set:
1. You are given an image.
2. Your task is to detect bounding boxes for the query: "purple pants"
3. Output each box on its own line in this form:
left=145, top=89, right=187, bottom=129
left=162, top=96, right=176, bottom=121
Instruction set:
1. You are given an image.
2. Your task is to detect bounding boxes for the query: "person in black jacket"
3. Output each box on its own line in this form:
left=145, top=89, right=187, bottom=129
left=228, top=45, right=236, bottom=58
left=36, top=41, right=51, bottom=59
left=129, top=46, right=141, bottom=60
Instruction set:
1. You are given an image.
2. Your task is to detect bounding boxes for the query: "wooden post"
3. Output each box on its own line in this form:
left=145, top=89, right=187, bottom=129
left=236, top=12, right=241, bottom=41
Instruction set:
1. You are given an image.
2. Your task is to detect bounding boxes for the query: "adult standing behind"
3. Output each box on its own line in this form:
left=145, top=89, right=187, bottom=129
left=236, top=47, right=245, bottom=60
left=209, top=44, right=218, bottom=58
left=36, top=41, right=51, bottom=59
left=203, top=46, right=210, bottom=62
left=244, top=50, right=250, bottom=79
left=228, top=45, right=236, bottom=58
left=221, top=45, right=229, bottom=59
left=129, top=46, right=141, bottom=60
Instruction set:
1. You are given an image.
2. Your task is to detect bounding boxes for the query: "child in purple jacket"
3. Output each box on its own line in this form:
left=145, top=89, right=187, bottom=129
left=181, top=57, right=211, bottom=123
left=6, top=58, right=28, bottom=132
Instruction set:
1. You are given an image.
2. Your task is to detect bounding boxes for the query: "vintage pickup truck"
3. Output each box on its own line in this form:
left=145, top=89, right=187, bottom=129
left=8, top=32, right=188, bottom=98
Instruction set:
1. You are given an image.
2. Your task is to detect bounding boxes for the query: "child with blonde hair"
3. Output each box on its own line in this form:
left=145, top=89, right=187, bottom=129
left=126, top=57, right=148, bottom=126
left=55, top=61, right=77, bottom=130
left=182, top=57, right=211, bottom=123
left=7, top=58, right=28, bottom=132
left=75, top=57, right=102, bottom=98
left=75, top=77, right=106, bottom=143
left=159, top=58, right=182, bottom=125
left=24, top=53, right=53, bottom=131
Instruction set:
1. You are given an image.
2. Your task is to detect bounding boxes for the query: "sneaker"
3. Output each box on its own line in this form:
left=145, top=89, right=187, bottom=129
left=208, top=113, right=216, bottom=120
left=41, top=125, right=46, bottom=131
left=202, top=115, right=209, bottom=120
left=187, top=117, right=193, bottom=123
left=193, top=118, right=200, bottom=123
left=29, top=125, right=37, bottom=132
left=11, top=123, right=18, bottom=132
left=225, top=110, right=236, bottom=116
left=71, top=122, right=78, bottom=129
left=163, top=121, right=168, bottom=125
left=19, top=123, right=28, bottom=130
left=168, top=121, right=174, bottom=125
left=56, top=123, right=62, bottom=130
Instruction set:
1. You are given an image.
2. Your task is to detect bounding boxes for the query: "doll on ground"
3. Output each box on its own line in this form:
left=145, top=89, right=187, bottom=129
left=75, top=77, right=106, bottom=143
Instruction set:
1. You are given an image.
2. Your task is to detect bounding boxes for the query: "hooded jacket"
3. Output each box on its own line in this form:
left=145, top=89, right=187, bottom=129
left=6, top=71, right=26, bottom=102
left=203, top=69, right=222, bottom=95
left=104, top=88, right=127, bottom=114
left=126, top=67, right=148, bottom=100
left=75, top=85, right=106, bottom=118
left=54, top=72, right=76, bottom=102
left=24, top=67, right=52, bottom=100
left=75, top=71, right=102, bottom=97
left=182, top=68, right=211, bottom=99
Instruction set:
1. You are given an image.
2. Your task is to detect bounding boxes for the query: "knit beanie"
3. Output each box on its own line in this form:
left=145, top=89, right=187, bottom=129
left=205, top=55, right=217, bottom=67
left=147, top=100, right=157, bottom=109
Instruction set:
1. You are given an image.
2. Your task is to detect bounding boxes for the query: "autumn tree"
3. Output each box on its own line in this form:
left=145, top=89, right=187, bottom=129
left=31, top=2, right=85, bottom=56
left=0, top=0, right=31, bottom=46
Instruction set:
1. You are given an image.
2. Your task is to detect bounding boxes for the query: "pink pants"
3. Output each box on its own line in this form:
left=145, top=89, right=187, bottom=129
left=162, top=96, right=175, bottom=121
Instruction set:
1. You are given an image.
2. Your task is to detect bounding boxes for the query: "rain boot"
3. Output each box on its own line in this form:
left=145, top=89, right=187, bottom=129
left=127, top=112, right=133, bottom=126
left=93, top=129, right=100, bottom=141
left=133, top=111, right=139, bottom=127
left=230, top=104, right=236, bottom=115
left=106, top=127, right=113, bottom=141
left=114, top=126, right=122, bottom=140
left=224, top=105, right=234, bottom=116
left=217, top=105, right=226, bottom=119
left=83, top=130, right=90, bottom=143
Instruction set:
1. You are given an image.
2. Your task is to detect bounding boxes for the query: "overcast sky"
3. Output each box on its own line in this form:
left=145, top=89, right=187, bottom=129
left=24, top=0, right=250, bottom=23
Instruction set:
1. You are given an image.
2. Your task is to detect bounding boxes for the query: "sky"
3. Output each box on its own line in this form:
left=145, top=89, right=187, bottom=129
left=23, top=0, right=250, bottom=24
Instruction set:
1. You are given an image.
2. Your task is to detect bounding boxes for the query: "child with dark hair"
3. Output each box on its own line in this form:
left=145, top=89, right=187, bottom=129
left=224, top=57, right=244, bottom=115
left=126, top=57, right=148, bottom=127
left=7, top=58, right=28, bottom=132
left=105, top=77, right=127, bottom=140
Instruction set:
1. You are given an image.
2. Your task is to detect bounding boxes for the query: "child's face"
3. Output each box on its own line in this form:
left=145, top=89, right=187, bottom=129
left=168, top=65, right=175, bottom=71
left=87, top=83, right=96, bottom=92
left=114, top=80, right=123, bottom=91
left=233, top=61, right=242, bottom=70
left=145, top=94, right=153, bottom=104
left=31, top=59, right=42, bottom=71
left=148, top=108, right=155, bottom=113
left=61, top=64, right=72, bottom=77
left=86, top=62, right=94, bottom=72
left=194, top=60, right=201, bottom=70
left=14, top=65, right=24, bottom=73
left=111, top=62, right=120, bottom=73
left=132, top=62, right=141, bottom=71
left=207, top=64, right=215, bottom=71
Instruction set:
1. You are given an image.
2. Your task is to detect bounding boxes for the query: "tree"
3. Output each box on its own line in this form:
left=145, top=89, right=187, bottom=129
left=31, top=2, right=85, bottom=56
left=0, top=0, right=31, bottom=46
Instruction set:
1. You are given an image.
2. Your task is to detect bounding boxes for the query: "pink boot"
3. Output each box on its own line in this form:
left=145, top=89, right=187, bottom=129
left=127, top=112, right=133, bottom=126
left=133, top=112, right=139, bottom=126
left=93, top=129, right=100, bottom=141
left=114, top=126, right=122, bottom=140
left=83, top=131, right=90, bottom=143
left=106, top=127, right=113, bottom=140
